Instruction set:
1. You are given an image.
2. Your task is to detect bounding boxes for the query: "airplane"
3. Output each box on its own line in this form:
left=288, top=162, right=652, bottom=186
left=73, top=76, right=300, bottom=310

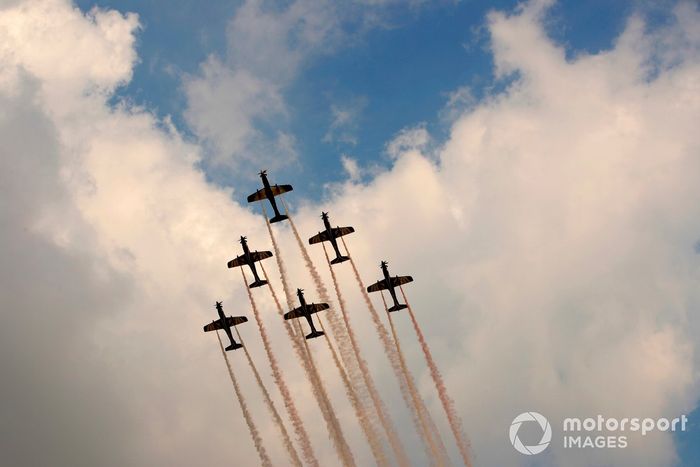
left=283, top=289, right=329, bottom=340
left=366, top=261, right=413, bottom=312
left=203, top=301, right=248, bottom=351
left=247, top=169, right=293, bottom=223
left=227, top=236, right=273, bottom=288
left=308, top=212, right=355, bottom=265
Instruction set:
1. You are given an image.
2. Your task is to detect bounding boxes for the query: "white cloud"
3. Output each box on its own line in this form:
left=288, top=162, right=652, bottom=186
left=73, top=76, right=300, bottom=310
left=385, top=124, right=431, bottom=159
left=440, top=85, right=475, bottom=122
left=324, top=97, right=368, bottom=146
left=182, top=0, right=343, bottom=172
left=1, top=1, right=700, bottom=467
left=182, top=0, right=447, bottom=173
left=183, top=57, right=287, bottom=168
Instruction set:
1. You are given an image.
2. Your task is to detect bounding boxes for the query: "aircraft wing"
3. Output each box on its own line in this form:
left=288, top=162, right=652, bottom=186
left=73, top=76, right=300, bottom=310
left=308, top=303, right=329, bottom=314
left=247, top=188, right=267, bottom=203
left=247, top=184, right=293, bottom=203
left=332, top=226, right=354, bottom=238
left=284, top=303, right=329, bottom=320
left=271, top=184, right=293, bottom=197
left=227, top=254, right=248, bottom=268
left=249, top=251, right=273, bottom=262
left=308, top=227, right=354, bottom=244
left=308, top=231, right=330, bottom=245
left=203, top=316, right=248, bottom=332
left=390, top=275, right=413, bottom=287
left=284, top=307, right=305, bottom=320
left=367, top=280, right=388, bottom=293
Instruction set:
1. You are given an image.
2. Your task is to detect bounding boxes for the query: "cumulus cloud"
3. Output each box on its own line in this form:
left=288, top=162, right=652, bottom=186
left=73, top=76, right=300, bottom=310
left=182, top=0, right=447, bottom=175
left=324, top=97, right=368, bottom=146
left=183, top=57, right=289, bottom=168
left=2, top=1, right=700, bottom=467
left=182, top=0, right=342, bottom=172
left=385, top=124, right=431, bottom=159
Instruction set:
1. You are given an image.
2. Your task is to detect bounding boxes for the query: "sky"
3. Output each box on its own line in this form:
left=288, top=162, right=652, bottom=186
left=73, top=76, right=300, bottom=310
left=75, top=0, right=650, bottom=195
left=1, top=0, right=699, bottom=466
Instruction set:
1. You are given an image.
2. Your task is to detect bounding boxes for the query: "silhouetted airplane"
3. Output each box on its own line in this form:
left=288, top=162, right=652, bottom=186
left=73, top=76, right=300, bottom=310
left=308, top=212, right=355, bottom=265
left=367, top=261, right=413, bottom=312
left=227, top=236, right=272, bottom=288
left=203, top=302, right=248, bottom=351
left=283, top=289, right=329, bottom=340
left=247, top=169, right=293, bottom=223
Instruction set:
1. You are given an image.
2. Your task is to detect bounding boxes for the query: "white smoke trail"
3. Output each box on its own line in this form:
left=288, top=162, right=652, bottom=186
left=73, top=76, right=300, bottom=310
left=297, top=320, right=357, bottom=467
left=261, top=203, right=296, bottom=310
left=234, top=326, right=303, bottom=467
left=215, top=331, right=273, bottom=467
left=240, top=268, right=316, bottom=467
left=400, top=287, right=473, bottom=467
left=382, top=293, right=450, bottom=467
left=281, top=203, right=388, bottom=466
left=260, top=208, right=357, bottom=467
left=317, top=317, right=391, bottom=467
left=322, top=243, right=411, bottom=467
left=340, top=237, right=439, bottom=465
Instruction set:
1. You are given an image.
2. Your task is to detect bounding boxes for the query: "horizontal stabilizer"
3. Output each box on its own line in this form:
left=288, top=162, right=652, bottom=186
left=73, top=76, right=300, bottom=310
left=330, top=255, right=350, bottom=265
left=270, top=214, right=288, bottom=223
left=249, top=279, right=268, bottom=288
left=387, top=304, right=408, bottom=312
left=225, top=342, right=243, bottom=351
left=306, top=330, right=325, bottom=340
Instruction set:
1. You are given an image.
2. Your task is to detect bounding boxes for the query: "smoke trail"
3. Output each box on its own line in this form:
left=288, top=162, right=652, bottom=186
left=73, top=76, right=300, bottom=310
left=260, top=209, right=357, bottom=467
left=240, top=269, right=316, bottom=467
left=280, top=204, right=388, bottom=465
left=317, top=317, right=391, bottom=467
left=383, top=294, right=451, bottom=467
left=400, top=287, right=473, bottom=467
left=234, top=326, right=303, bottom=467
left=297, top=319, right=357, bottom=467
left=322, top=243, right=411, bottom=467
left=340, top=237, right=440, bottom=465
left=281, top=200, right=356, bottom=366
left=215, top=331, right=273, bottom=467
left=261, top=203, right=297, bottom=310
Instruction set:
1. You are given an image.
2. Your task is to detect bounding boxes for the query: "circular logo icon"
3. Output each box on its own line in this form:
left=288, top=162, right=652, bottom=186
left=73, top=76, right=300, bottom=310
left=509, top=412, right=552, bottom=455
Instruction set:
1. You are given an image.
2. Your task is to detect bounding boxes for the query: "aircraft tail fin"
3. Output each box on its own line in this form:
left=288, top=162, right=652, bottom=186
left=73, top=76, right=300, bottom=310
left=305, top=330, right=325, bottom=340
left=330, top=255, right=350, bottom=265
left=225, top=342, right=243, bottom=351
left=249, top=279, right=268, bottom=288
left=388, top=304, right=408, bottom=312
left=270, top=214, right=288, bottom=223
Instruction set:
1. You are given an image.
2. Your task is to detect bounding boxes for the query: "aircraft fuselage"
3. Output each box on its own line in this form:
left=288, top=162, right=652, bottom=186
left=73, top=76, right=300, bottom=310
left=322, top=215, right=344, bottom=260
left=261, top=172, right=284, bottom=218
left=381, top=263, right=402, bottom=309
left=297, top=290, right=320, bottom=335
left=217, top=305, right=237, bottom=348
left=240, top=238, right=263, bottom=283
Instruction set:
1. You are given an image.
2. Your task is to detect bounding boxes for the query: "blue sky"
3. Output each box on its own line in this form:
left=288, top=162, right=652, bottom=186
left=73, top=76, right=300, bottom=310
left=64, top=0, right=698, bottom=464
left=74, top=0, right=658, bottom=197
